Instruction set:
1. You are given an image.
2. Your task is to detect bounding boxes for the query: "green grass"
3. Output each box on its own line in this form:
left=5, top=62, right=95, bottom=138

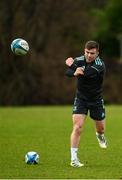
left=0, top=105, right=122, bottom=179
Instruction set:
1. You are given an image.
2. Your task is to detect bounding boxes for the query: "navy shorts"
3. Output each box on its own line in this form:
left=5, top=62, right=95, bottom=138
left=72, top=97, right=105, bottom=121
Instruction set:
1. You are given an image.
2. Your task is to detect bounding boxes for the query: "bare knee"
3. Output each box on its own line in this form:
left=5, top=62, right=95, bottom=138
left=73, top=124, right=82, bottom=136
left=72, top=114, right=86, bottom=135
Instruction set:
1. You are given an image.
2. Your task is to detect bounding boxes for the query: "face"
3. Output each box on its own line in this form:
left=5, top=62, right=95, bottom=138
left=84, top=48, right=99, bottom=63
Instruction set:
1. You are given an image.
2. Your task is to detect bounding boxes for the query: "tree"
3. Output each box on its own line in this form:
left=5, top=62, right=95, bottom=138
left=91, top=0, right=122, bottom=58
left=0, top=0, right=108, bottom=105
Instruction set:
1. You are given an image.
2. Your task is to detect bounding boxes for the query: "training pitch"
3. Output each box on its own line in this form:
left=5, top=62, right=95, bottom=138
left=0, top=105, right=122, bottom=179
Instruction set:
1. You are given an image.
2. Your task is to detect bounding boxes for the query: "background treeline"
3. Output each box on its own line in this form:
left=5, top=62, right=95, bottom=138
left=0, top=0, right=122, bottom=105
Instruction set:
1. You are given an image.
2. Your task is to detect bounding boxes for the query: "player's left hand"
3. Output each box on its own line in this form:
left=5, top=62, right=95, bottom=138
left=74, top=67, right=84, bottom=76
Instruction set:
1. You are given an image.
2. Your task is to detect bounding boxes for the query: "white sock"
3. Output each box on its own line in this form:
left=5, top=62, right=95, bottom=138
left=71, top=147, right=78, bottom=161
left=96, top=132, right=104, bottom=136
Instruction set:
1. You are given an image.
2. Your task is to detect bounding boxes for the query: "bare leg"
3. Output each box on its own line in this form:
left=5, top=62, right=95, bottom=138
left=94, top=119, right=107, bottom=148
left=70, top=114, right=86, bottom=167
left=94, top=119, right=105, bottom=134
left=71, top=114, right=86, bottom=148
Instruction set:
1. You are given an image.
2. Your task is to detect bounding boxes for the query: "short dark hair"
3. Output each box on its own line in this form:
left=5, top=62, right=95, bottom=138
left=85, top=40, right=99, bottom=50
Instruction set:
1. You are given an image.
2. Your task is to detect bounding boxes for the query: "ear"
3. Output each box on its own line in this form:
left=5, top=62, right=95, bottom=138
left=84, top=48, right=87, bottom=53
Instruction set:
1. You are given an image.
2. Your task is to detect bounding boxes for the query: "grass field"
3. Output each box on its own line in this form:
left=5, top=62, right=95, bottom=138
left=0, top=105, right=122, bottom=179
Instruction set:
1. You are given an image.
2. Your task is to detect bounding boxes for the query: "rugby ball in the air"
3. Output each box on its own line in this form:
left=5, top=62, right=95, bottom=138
left=11, top=38, right=29, bottom=55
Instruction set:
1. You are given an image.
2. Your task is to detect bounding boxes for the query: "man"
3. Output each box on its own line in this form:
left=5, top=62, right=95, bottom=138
left=65, top=40, right=107, bottom=167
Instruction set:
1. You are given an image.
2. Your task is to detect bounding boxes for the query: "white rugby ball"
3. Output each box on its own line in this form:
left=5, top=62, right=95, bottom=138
left=25, top=151, right=39, bottom=164
left=11, top=38, right=29, bottom=55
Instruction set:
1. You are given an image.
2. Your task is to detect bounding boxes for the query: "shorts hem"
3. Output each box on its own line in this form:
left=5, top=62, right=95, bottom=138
left=90, top=116, right=105, bottom=121
left=72, top=112, right=88, bottom=115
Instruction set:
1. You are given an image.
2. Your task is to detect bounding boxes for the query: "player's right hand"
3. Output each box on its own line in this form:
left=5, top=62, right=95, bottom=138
left=65, top=57, right=74, bottom=67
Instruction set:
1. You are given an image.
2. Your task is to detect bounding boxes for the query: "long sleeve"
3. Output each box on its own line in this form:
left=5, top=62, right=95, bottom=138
left=83, top=60, right=105, bottom=77
left=65, top=61, right=78, bottom=77
left=83, top=66, right=100, bottom=77
left=65, top=68, right=75, bottom=77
